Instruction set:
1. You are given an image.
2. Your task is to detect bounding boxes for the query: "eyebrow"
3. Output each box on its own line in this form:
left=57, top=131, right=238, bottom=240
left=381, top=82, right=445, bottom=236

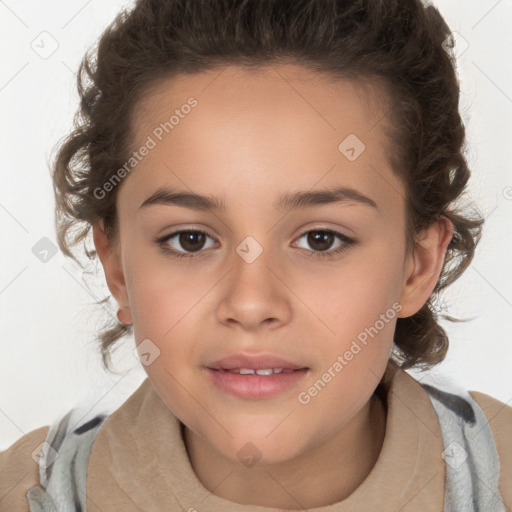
left=276, top=186, right=378, bottom=212
left=138, top=185, right=378, bottom=212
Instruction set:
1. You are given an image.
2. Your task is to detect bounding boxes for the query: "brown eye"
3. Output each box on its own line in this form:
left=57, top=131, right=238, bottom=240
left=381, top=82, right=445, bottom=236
left=294, top=229, right=356, bottom=259
left=178, top=231, right=207, bottom=252
left=305, top=230, right=335, bottom=252
left=158, top=230, right=217, bottom=257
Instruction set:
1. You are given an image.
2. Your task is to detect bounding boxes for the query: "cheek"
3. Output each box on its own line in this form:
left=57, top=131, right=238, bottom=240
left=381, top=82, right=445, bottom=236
left=125, top=259, right=206, bottom=414
left=291, top=241, right=403, bottom=397
left=125, top=250, right=209, bottom=336
left=301, top=244, right=405, bottom=337
left=124, top=253, right=214, bottom=394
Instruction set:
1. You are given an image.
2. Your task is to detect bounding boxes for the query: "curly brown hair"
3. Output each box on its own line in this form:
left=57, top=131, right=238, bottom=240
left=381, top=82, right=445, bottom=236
left=52, top=0, right=483, bottom=374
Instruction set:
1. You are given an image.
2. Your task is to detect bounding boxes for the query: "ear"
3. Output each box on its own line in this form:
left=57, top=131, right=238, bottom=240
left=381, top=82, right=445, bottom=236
left=398, top=215, right=454, bottom=318
left=92, top=219, right=132, bottom=324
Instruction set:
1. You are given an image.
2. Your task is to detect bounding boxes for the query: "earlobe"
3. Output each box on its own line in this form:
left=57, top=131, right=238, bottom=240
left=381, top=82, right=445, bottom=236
left=398, top=216, right=454, bottom=318
left=92, top=220, right=131, bottom=323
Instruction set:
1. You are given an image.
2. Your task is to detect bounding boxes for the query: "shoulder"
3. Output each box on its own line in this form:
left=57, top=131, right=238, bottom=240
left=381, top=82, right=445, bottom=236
left=469, top=390, right=512, bottom=510
left=0, top=426, right=49, bottom=512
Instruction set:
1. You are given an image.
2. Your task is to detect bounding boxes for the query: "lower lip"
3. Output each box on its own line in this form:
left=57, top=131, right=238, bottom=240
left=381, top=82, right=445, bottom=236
left=205, top=368, right=309, bottom=399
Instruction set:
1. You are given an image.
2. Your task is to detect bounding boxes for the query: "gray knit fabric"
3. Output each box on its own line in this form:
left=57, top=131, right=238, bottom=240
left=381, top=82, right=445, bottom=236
left=26, top=406, right=109, bottom=512
left=26, top=376, right=507, bottom=511
left=419, top=371, right=507, bottom=512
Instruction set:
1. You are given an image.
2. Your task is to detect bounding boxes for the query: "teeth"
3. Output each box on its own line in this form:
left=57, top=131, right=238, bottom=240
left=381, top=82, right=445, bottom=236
left=255, top=369, right=274, bottom=376
left=226, top=368, right=288, bottom=375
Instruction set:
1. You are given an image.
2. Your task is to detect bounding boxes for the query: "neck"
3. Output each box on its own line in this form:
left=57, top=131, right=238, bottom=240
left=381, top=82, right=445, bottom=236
left=182, top=390, right=387, bottom=509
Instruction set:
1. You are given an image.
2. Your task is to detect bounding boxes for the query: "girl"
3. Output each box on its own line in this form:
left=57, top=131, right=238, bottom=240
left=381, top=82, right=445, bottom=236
left=1, top=0, right=511, bottom=510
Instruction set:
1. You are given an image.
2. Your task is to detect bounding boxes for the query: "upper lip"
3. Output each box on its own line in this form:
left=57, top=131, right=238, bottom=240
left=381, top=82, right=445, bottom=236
left=206, top=353, right=309, bottom=371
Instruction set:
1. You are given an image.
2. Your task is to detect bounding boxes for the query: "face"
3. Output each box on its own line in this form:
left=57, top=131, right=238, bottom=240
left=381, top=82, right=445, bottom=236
left=94, top=64, right=447, bottom=466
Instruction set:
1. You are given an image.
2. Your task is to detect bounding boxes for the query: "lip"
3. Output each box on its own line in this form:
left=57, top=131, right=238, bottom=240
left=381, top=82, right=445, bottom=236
left=206, top=353, right=308, bottom=371
left=205, top=367, right=309, bottom=399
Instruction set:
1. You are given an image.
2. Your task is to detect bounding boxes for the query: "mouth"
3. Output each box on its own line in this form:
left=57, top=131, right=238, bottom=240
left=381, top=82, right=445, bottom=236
left=206, top=352, right=309, bottom=372
left=204, top=366, right=309, bottom=399
left=208, top=367, right=307, bottom=375
left=204, top=352, right=310, bottom=399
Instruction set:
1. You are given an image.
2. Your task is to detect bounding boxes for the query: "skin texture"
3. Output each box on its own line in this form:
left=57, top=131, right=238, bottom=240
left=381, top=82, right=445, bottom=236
left=93, top=64, right=453, bottom=508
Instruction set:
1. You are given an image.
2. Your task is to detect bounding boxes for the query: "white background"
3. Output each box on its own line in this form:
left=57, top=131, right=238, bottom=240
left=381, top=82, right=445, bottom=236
left=1, top=0, right=511, bottom=450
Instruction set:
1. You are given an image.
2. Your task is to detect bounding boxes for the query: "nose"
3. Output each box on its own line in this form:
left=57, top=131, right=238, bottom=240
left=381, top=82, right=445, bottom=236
left=215, top=245, right=292, bottom=331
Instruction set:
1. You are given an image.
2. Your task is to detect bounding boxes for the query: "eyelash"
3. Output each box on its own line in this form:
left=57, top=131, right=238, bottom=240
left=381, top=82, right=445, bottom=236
left=155, top=228, right=356, bottom=261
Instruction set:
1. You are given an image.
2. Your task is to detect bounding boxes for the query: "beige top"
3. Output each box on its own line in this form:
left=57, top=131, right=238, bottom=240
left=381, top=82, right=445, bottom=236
left=1, top=367, right=511, bottom=511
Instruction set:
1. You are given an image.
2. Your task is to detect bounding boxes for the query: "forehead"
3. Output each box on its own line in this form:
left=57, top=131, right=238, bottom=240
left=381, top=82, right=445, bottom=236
left=121, top=64, right=403, bottom=219
left=133, top=64, right=387, bottom=143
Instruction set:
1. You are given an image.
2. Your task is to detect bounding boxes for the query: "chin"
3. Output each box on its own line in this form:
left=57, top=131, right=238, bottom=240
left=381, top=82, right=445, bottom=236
left=216, top=430, right=303, bottom=467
